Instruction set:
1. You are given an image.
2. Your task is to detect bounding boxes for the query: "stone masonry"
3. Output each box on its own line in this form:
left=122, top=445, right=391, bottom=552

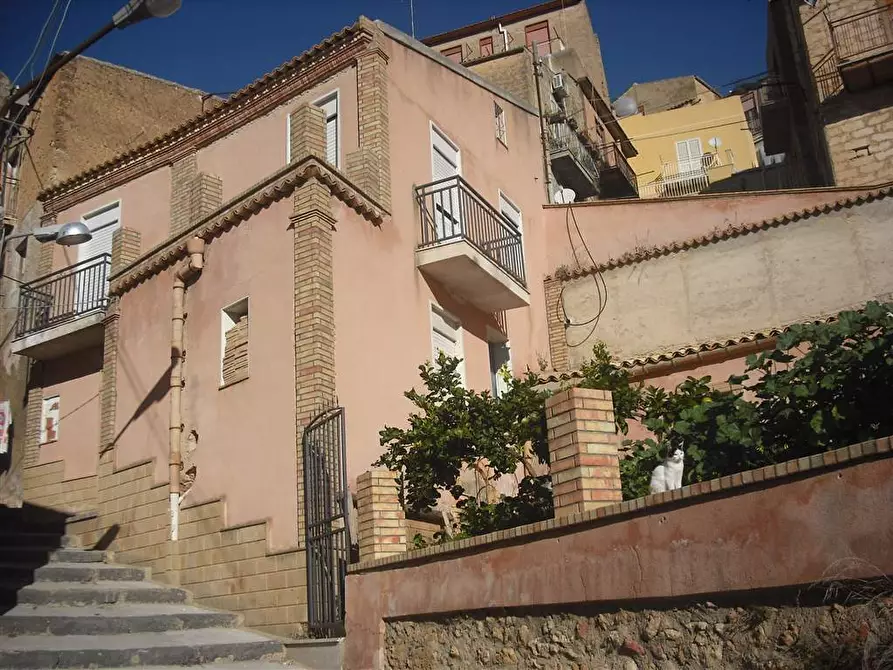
left=546, top=387, right=622, bottom=517
left=356, top=469, right=407, bottom=561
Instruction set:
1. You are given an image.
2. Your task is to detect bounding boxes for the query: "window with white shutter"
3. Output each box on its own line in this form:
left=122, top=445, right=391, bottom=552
left=488, top=340, right=511, bottom=397
left=314, top=92, right=339, bottom=168
left=430, top=126, right=462, bottom=240
left=675, top=138, right=703, bottom=175
left=79, top=201, right=120, bottom=262
left=431, top=305, right=464, bottom=385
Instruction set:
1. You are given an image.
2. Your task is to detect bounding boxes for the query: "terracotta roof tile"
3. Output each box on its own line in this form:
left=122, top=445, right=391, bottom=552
left=39, top=21, right=368, bottom=202
left=548, top=184, right=893, bottom=281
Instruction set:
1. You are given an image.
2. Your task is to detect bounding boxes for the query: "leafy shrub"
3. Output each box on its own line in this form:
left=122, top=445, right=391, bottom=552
left=376, top=353, right=553, bottom=536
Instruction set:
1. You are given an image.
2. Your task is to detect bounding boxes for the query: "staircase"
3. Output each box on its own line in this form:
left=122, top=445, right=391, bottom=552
left=0, top=508, right=294, bottom=669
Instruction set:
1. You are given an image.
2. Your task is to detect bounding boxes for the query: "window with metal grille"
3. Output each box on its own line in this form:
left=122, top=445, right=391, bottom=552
left=495, top=103, right=507, bottom=145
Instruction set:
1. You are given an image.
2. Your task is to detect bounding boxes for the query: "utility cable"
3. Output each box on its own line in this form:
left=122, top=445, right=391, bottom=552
left=559, top=204, right=610, bottom=348
left=6, top=0, right=62, bottom=90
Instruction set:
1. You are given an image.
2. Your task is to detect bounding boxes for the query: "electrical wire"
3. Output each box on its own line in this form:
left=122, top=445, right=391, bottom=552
left=7, top=0, right=62, bottom=90
left=558, top=204, right=610, bottom=348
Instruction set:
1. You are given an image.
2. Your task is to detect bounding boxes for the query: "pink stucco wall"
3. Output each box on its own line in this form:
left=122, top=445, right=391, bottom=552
left=36, top=347, right=102, bottom=480
left=331, top=37, right=551, bottom=487
left=345, top=454, right=893, bottom=669
left=49, top=167, right=173, bottom=272
left=545, top=185, right=876, bottom=274
left=197, top=68, right=358, bottom=201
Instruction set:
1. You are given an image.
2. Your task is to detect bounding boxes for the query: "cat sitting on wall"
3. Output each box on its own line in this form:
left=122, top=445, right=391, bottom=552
left=650, top=448, right=685, bottom=494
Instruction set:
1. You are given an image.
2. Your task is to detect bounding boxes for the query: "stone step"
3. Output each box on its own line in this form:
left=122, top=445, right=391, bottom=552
left=49, top=549, right=110, bottom=564
left=31, top=563, right=148, bottom=583
left=0, top=628, right=285, bottom=668
left=10, top=581, right=191, bottom=606
left=0, top=603, right=240, bottom=636
left=67, top=663, right=302, bottom=670
left=0, top=547, right=107, bottom=570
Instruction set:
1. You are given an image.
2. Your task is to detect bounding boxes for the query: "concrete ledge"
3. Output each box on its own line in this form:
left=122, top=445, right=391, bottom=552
left=416, top=240, right=529, bottom=312
left=11, top=312, right=105, bottom=360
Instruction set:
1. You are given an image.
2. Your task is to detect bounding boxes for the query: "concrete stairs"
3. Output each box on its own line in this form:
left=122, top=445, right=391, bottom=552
left=0, top=508, right=294, bottom=669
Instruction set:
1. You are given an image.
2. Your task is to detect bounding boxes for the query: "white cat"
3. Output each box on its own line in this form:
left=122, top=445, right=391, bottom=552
left=649, top=448, right=685, bottom=494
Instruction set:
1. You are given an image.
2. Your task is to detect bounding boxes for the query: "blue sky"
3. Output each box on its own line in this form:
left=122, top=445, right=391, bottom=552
left=0, top=0, right=767, bottom=101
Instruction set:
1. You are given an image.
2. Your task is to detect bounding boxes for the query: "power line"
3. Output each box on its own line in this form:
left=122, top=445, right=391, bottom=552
left=7, top=0, right=62, bottom=90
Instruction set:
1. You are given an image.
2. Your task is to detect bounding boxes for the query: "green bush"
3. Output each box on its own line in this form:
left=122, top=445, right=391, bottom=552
left=375, top=353, right=553, bottom=537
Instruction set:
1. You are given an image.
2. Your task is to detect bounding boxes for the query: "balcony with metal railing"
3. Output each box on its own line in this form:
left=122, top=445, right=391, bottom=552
left=12, top=254, right=111, bottom=360
left=830, top=5, right=893, bottom=90
left=638, top=153, right=735, bottom=200
left=594, top=141, right=639, bottom=198
left=415, top=176, right=529, bottom=312
left=547, top=121, right=600, bottom=199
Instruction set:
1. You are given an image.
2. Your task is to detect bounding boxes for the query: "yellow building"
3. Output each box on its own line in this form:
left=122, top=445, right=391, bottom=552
left=619, top=90, right=759, bottom=199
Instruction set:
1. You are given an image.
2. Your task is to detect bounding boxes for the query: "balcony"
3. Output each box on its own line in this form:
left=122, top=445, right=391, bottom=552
left=547, top=122, right=600, bottom=199
left=12, top=255, right=111, bottom=360
left=415, top=176, right=529, bottom=312
left=638, top=153, right=735, bottom=200
left=594, top=141, right=639, bottom=198
left=831, top=6, right=893, bottom=91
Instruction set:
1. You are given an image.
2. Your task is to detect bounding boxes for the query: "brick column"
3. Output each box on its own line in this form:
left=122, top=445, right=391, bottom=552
left=292, top=178, right=336, bottom=547
left=543, top=276, right=568, bottom=371
left=170, top=155, right=197, bottom=236
left=356, top=469, right=406, bottom=562
left=289, top=104, right=326, bottom=164
left=189, top=173, right=223, bottom=222
left=546, top=387, right=622, bottom=518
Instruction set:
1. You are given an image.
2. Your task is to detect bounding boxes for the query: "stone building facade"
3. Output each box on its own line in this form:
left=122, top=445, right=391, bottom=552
left=0, top=56, right=205, bottom=506
left=422, top=0, right=639, bottom=201
left=766, top=0, right=893, bottom=187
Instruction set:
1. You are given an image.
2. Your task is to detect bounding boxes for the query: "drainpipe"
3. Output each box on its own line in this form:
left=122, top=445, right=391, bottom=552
left=498, top=23, right=509, bottom=52
left=532, top=49, right=554, bottom=202
left=169, top=237, right=205, bottom=541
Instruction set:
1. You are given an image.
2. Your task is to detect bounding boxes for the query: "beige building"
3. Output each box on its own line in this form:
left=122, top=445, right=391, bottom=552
left=766, top=0, right=893, bottom=187
left=423, top=0, right=639, bottom=201
left=0, top=56, right=205, bottom=506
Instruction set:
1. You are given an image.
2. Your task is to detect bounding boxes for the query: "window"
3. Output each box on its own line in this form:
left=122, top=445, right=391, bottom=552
left=40, top=395, right=60, bottom=444
left=441, top=45, right=463, bottom=63
left=498, top=192, right=522, bottom=234
left=675, top=138, right=703, bottom=174
left=479, top=36, right=494, bottom=58
left=431, top=305, right=464, bottom=384
left=495, top=103, right=507, bottom=146
left=488, top=340, right=511, bottom=398
left=315, top=91, right=339, bottom=168
left=79, top=201, right=121, bottom=262
left=525, top=21, right=551, bottom=55
left=220, top=298, right=249, bottom=386
left=430, top=125, right=462, bottom=239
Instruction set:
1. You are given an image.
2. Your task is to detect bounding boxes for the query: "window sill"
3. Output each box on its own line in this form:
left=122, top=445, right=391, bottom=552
left=219, top=374, right=249, bottom=391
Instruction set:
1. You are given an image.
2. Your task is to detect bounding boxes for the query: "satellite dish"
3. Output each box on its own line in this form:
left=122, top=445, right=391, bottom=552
left=554, top=187, right=576, bottom=204
left=612, top=96, right=638, bottom=119
left=708, top=136, right=722, bottom=149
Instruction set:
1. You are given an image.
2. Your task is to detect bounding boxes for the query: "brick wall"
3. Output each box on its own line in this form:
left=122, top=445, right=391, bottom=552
left=468, top=51, right=537, bottom=108
left=542, top=276, right=568, bottom=371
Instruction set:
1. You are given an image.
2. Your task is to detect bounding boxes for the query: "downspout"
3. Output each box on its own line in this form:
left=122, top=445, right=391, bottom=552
left=497, top=23, right=509, bottom=52
left=532, top=49, right=554, bottom=202
left=169, top=237, right=205, bottom=541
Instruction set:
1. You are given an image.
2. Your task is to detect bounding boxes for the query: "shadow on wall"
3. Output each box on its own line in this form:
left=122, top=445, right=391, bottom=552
left=820, top=84, right=893, bottom=126
left=102, top=361, right=172, bottom=457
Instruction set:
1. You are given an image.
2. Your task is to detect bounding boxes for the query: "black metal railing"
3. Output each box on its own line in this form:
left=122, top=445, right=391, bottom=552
left=15, top=254, right=111, bottom=339
left=831, top=5, right=893, bottom=63
left=415, top=176, right=526, bottom=287
left=547, top=121, right=600, bottom=181
left=594, top=140, right=638, bottom=195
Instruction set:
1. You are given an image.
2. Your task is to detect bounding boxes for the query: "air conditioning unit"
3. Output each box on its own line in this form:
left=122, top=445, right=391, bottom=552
left=551, top=73, right=569, bottom=99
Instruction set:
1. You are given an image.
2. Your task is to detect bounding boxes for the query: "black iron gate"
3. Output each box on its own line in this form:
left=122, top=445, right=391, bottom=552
left=302, top=402, right=350, bottom=638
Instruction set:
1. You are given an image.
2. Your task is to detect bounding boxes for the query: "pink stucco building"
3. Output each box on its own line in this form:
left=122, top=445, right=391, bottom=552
left=14, top=17, right=554, bottom=636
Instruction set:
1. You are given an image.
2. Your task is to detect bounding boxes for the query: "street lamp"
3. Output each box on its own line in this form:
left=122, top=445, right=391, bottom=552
left=5, top=222, right=93, bottom=247
left=0, top=0, right=183, bottom=121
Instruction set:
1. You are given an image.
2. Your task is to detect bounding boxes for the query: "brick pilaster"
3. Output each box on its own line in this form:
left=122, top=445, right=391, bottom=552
left=189, top=172, right=223, bottom=222
left=22, top=377, right=42, bottom=470
left=544, top=276, right=569, bottom=371
left=37, top=242, right=54, bottom=277
left=289, top=104, right=326, bottom=164
left=356, top=469, right=406, bottom=561
left=170, top=155, right=198, bottom=236
left=347, top=39, right=390, bottom=208
left=292, top=178, right=336, bottom=546
left=110, top=228, right=142, bottom=275
left=546, top=387, right=622, bottom=518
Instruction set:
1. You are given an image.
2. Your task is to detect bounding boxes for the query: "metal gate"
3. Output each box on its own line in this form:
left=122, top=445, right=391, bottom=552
left=302, top=402, right=350, bottom=638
